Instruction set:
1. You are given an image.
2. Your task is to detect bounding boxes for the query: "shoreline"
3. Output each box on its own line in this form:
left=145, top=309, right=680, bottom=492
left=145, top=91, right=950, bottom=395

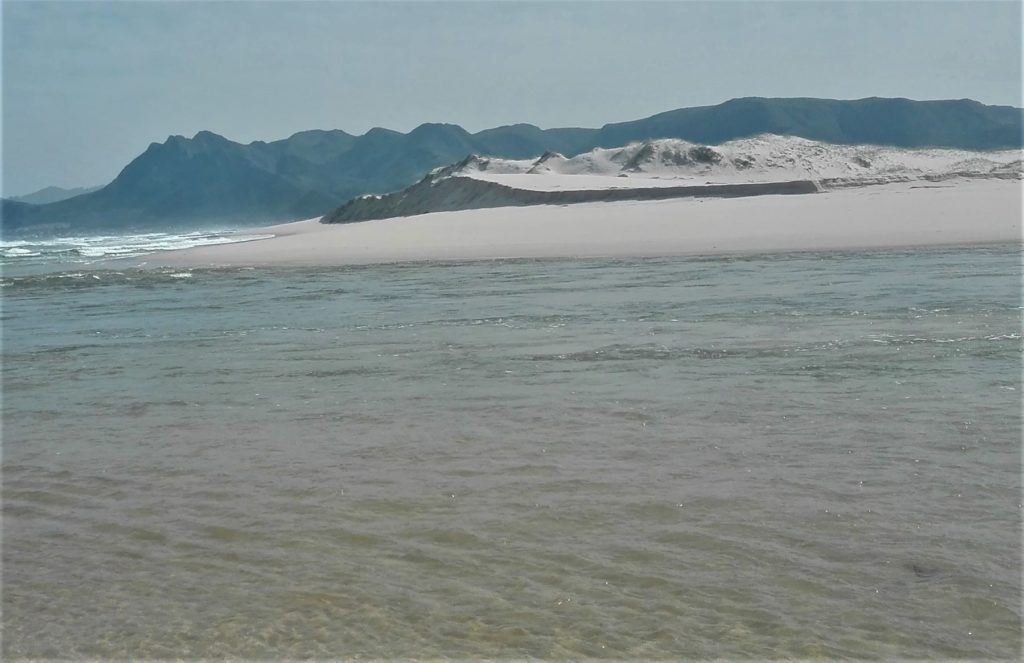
left=148, top=179, right=1022, bottom=268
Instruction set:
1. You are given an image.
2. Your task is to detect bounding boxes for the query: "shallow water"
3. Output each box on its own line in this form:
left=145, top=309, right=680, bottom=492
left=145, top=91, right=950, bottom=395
left=2, top=246, right=1021, bottom=659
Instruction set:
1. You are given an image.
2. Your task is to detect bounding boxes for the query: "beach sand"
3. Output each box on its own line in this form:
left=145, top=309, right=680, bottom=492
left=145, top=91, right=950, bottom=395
left=151, top=179, right=1021, bottom=267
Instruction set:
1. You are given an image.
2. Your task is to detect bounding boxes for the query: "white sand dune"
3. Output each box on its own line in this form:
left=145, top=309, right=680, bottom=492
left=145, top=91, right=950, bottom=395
left=151, top=179, right=1021, bottom=268
left=457, top=136, right=1022, bottom=189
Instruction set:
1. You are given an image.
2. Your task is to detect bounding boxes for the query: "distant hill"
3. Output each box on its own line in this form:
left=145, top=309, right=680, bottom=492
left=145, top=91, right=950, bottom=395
left=588, top=97, right=1023, bottom=150
left=3, top=97, right=1021, bottom=236
left=5, top=184, right=103, bottom=205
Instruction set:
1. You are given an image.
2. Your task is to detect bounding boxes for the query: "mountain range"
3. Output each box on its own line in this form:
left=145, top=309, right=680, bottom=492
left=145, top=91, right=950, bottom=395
left=3, top=97, right=1021, bottom=236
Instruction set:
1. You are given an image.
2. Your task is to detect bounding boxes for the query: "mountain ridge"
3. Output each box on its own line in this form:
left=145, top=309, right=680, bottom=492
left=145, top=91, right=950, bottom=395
left=3, top=97, right=1021, bottom=235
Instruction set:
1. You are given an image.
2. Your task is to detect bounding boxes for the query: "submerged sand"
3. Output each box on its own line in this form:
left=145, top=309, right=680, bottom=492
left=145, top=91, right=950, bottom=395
left=151, top=179, right=1021, bottom=267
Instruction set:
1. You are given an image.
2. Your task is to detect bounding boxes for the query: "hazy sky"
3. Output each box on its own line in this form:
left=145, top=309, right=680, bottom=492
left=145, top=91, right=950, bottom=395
left=3, top=0, right=1021, bottom=195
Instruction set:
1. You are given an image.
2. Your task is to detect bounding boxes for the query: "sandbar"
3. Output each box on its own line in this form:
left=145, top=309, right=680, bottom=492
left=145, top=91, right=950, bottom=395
left=150, top=179, right=1021, bottom=267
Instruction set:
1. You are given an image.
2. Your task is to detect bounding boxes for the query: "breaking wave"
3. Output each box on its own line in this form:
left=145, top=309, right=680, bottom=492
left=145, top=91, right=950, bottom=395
left=0, top=230, right=274, bottom=267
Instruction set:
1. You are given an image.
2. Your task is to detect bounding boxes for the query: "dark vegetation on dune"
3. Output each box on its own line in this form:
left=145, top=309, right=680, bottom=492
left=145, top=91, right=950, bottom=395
left=324, top=165, right=821, bottom=224
left=3, top=97, right=1021, bottom=235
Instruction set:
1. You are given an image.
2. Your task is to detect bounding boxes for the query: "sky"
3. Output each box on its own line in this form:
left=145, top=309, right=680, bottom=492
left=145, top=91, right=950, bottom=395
left=2, top=0, right=1021, bottom=196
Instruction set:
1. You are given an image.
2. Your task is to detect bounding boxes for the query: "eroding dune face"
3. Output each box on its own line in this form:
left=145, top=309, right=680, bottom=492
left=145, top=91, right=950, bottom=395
left=326, top=176, right=821, bottom=224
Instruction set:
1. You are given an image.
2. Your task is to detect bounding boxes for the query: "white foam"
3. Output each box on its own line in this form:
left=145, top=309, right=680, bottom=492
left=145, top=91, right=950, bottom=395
left=2, top=247, right=41, bottom=257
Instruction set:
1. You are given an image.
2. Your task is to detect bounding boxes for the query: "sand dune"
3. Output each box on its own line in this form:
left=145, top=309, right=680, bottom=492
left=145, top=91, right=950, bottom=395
left=323, top=136, right=1021, bottom=223
left=458, top=136, right=1023, bottom=188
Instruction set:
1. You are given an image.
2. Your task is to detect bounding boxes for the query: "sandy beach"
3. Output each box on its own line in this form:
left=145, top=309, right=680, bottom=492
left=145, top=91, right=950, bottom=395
left=151, top=179, right=1021, bottom=267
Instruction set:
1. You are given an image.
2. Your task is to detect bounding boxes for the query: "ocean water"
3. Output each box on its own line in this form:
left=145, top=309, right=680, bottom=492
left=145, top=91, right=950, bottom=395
left=2, top=245, right=1021, bottom=659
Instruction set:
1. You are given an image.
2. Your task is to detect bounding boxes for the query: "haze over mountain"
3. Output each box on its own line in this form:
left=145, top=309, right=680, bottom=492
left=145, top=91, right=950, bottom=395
left=5, top=185, right=103, bottom=205
left=3, top=97, right=1021, bottom=236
